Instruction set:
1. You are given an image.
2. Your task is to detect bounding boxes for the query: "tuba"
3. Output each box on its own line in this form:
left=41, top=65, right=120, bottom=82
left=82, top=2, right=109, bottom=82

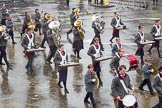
left=73, top=8, right=80, bottom=19
left=74, top=20, right=85, bottom=40
left=45, top=13, right=51, bottom=20
left=149, top=65, right=158, bottom=75
left=92, top=74, right=99, bottom=88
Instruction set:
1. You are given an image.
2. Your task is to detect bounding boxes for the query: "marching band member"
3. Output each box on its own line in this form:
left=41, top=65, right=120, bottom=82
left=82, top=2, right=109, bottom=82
left=87, top=37, right=103, bottom=87
left=84, top=64, right=97, bottom=108
left=91, top=14, right=105, bottom=51
left=40, top=13, right=51, bottom=48
left=20, top=11, right=31, bottom=37
left=46, top=19, right=59, bottom=64
left=0, top=3, right=8, bottom=25
left=0, top=25, right=11, bottom=68
left=72, top=19, right=84, bottom=59
left=5, top=14, right=17, bottom=44
left=112, top=38, right=122, bottom=56
left=67, top=8, right=79, bottom=38
left=110, top=12, right=125, bottom=43
left=111, top=65, right=137, bottom=108
left=153, top=66, right=162, bottom=108
left=139, top=58, right=155, bottom=95
left=21, top=28, right=36, bottom=74
left=54, top=44, right=69, bottom=94
left=148, top=20, right=162, bottom=58
left=110, top=48, right=124, bottom=75
left=135, top=25, right=145, bottom=65
left=33, top=9, right=42, bottom=35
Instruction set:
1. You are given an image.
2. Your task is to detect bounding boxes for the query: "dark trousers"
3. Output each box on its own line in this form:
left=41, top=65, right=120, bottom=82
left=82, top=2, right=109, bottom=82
left=8, top=30, right=15, bottom=43
left=1, top=19, right=6, bottom=25
left=26, top=52, right=35, bottom=72
left=148, top=42, right=161, bottom=57
left=139, top=78, right=154, bottom=93
left=88, top=0, right=92, bottom=4
left=153, top=0, right=158, bottom=5
left=0, top=46, right=9, bottom=65
left=66, top=0, right=69, bottom=6
left=153, top=97, right=162, bottom=108
left=41, top=32, right=47, bottom=47
left=47, top=45, right=57, bottom=61
left=84, top=92, right=96, bottom=108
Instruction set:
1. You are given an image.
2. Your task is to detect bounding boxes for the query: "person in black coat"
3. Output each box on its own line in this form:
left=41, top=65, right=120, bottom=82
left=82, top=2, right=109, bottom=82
left=21, top=28, right=36, bottom=74
left=54, top=44, right=69, bottom=94
left=87, top=37, right=103, bottom=87
left=110, top=12, right=124, bottom=43
left=148, top=20, right=162, bottom=58
left=135, top=25, right=145, bottom=65
left=110, top=48, right=124, bottom=75
left=84, top=64, right=97, bottom=108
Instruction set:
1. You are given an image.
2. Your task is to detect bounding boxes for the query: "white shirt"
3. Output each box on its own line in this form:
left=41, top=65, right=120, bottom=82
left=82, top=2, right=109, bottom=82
left=92, top=44, right=101, bottom=58
left=58, top=50, right=67, bottom=65
left=154, top=25, right=161, bottom=36
left=26, top=34, right=34, bottom=49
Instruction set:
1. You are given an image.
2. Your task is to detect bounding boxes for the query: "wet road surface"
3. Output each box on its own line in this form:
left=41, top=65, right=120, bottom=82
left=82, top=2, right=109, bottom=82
left=0, top=0, right=162, bottom=108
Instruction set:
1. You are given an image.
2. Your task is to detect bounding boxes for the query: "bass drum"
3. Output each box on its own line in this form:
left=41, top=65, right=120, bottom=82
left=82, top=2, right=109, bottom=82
left=119, top=55, right=139, bottom=71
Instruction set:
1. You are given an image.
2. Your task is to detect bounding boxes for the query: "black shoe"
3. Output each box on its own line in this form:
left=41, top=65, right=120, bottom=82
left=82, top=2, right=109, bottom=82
left=67, top=33, right=69, bottom=39
left=99, top=82, right=103, bottom=87
left=0, top=62, right=5, bottom=65
left=150, top=92, right=155, bottom=95
left=84, top=100, right=90, bottom=104
left=139, top=87, right=144, bottom=91
left=77, top=56, right=82, bottom=59
left=110, top=40, right=113, bottom=43
left=7, top=65, right=12, bottom=70
left=58, top=84, right=63, bottom=88
left=12, top=42, right=17, bottom=44
left=101, top=48, right=104, bottom=51
left=65, top=89, right=69, bottom=94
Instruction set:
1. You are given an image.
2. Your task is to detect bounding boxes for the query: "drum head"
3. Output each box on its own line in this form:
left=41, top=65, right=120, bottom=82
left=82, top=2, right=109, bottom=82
left=123, top=95, right=136, bottom=107
left=119, top=56, right=130, bottom=71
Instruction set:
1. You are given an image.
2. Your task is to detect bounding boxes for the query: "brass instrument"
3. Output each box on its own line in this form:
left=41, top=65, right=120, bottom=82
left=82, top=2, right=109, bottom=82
left=74, top=8, right=79, bottom=19
left=0, top=25, right=10, bottom=40
left=27, top=13, right=35, bottom=31
left=92, top=74, right=99, bottom=88
left=74, top=20, right=85, bottom=40
left=149, top=65, right=158, bottom=75
left=45, top=13, right=51, bottom=20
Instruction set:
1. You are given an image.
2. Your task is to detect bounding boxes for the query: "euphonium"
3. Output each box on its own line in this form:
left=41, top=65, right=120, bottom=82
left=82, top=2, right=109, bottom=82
left=77, top=26, right=85, bottom=40
left=92, top=74, right=99, bottom=88
left=149, top=65, right=157, bottom=75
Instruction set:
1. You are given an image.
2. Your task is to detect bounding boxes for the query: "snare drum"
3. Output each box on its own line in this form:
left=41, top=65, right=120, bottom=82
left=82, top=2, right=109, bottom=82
left=119, top=55, right=139, bottom=71
left=122, top=95, right=137, bottom=107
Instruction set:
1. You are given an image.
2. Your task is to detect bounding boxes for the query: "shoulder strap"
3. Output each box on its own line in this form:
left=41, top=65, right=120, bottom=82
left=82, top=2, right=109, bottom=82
left=120, top=79, right=129, bottom=94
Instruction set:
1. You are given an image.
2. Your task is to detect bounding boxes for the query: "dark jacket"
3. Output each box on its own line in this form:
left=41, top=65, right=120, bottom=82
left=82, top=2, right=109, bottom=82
left=0, top=32, right=8, bottom=46
left=111, top=17, right=124, bottom=28
left=1, top=8, right=8, bottom=19
left=41, top=18, right=49, bottom=33
left=112, top=44, right=122, bottom=55
left=53, top=50, right=68, bottom=70
left=134, top=32, right=144, bottom=48
left=70, top=12, right=78, bottom=25
left=5, top=19, right=13, bottom=31
left=72, top=27, right=82, bottom=41
left=142, top=64, right=152, bottom=79
left=46, top=29, right=57, bottom=47
left=150, top=25, right=161, bottom=37
left=109, top=53, right=120, bottom=71
left=87, top=44, right=102, bottom=61
left=34, top=13, right=41, bottom=25
left=111, top=73, right=132, bottom=99
left=23, top=16, right=30, bottom=25
left=84, top=71, right=96, bottom=92
left=21, top=34, right=35, bottom=50
left=153, top=73, right=162, bottom=97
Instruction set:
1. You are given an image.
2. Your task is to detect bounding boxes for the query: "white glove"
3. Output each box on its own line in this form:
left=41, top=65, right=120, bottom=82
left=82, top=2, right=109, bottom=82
left=92, top=79, right=96, bottom=82
left=151, top=69, right=154, bottom=73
